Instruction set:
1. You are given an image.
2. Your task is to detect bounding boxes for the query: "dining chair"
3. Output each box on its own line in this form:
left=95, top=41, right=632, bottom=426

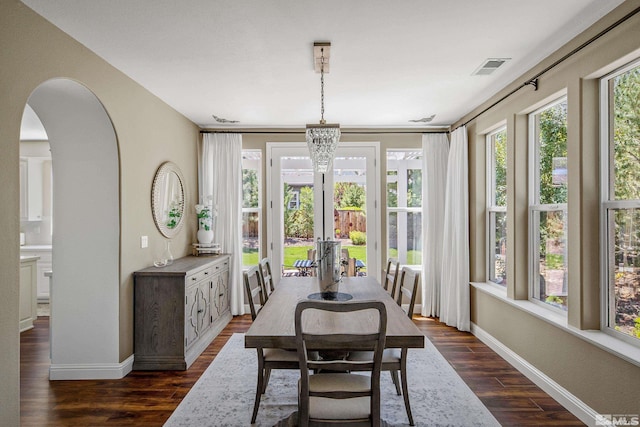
left=348, top=266, right=420, bottom=426
left=295, top=300, right=387, bottom=427
left=244, top=265, right=300, bottom=424
left=383, top=258, right=400, bottom=299
left=341, top=248, right=357, bottom=277
left=258, top=257, right=275, bottom=296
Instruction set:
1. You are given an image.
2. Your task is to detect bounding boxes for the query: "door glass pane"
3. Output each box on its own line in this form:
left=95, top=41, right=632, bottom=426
left=333, top=156, right=367, bottom=276
left=281, top=156, right=314, bottom=274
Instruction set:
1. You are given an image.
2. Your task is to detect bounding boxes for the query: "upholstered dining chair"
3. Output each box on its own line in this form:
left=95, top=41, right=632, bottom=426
left=295, top=300, right=387, bottom=427
left=258, top=257, right=275, bottom=296
left=383, top=258, right=400, bottom=299
left=348, top=266, right=420, bottom=426
left=243, top=265, right=300, bottom=424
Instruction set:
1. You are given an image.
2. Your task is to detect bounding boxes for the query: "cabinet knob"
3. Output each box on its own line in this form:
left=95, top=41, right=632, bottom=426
left=192, top=277, right=197, bottom=281
left=204, top=271, right=209, bottom=275
left=198, top=309, right=203, bottom=313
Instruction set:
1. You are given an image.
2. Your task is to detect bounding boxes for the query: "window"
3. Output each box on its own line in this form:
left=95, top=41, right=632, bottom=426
left=242, top=151, right=261, bottom=267
left=487, top=127, right=507, bottom=286
left=387, top=150, right=422, bottom=266
left=601, top=60, right=640, bottom=344
left=288, top=190, right=300, bottom=210
left=529, top=97, right=568, bottom=310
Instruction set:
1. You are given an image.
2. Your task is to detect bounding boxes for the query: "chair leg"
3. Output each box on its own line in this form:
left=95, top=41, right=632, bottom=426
left=251, top=352, right=265, bottom=424
left=400, top=349, right=414, bottom=426
left=389, top=370, right=401, bottom=395
left=251, top=368, right=264, bottom=424
left=262, top=367, right=272, bottom=393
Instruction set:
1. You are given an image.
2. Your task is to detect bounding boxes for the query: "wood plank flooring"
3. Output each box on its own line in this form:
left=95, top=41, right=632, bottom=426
left=20, top=315, right=584, bottom=426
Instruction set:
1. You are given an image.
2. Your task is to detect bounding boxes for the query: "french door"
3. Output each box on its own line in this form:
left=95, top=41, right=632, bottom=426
left=267, top=142, right=379, bottom=284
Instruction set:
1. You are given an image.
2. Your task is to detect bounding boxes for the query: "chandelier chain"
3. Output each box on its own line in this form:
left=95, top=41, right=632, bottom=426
left=320, top=47, right=325, bottom=124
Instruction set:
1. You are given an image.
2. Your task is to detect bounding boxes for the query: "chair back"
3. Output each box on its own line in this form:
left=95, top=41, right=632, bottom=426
left=341, top=248, right=357, bottom=277
left=294, top=300, right=387, bottom=425
left=384, top=258, right=400, bottom=297
left=243, top=265, right=267, bottom=321
left=396, top=267, right=420, bottom=319
left=258, top=257, right=275, bottom=294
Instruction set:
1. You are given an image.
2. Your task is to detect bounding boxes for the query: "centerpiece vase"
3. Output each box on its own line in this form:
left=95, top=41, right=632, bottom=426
left=197, top=228, right=214, bottom=244
left=316, top=239, right=341, bottom=299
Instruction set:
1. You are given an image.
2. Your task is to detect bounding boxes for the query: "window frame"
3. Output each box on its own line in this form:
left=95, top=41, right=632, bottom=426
left=528, top=96, right=569, bottom=312
left=599, top=58, right=640, bottom=346
left=386, top=149, right=423, bottom=268
left=485, top=126, right=507, bottom=287
left=242, top=150, right=262, bottom=268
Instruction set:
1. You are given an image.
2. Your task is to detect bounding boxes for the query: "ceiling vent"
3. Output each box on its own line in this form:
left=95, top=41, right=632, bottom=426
left=472, top=58, right=510, bottom=76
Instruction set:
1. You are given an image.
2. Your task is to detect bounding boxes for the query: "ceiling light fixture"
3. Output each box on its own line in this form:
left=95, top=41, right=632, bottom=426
left=306, top=42, right=340, bottom=174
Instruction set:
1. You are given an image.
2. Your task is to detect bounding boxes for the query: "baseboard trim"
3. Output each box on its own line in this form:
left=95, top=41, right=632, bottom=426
left=470, top=322, right=599, bottom=427
left=49, top=354, right=134, bottom=380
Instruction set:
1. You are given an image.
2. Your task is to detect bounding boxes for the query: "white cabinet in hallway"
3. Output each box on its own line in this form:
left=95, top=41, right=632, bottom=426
left=20, top=245, right=52, bottom=302
left=19, top=255, right=39, bottom=332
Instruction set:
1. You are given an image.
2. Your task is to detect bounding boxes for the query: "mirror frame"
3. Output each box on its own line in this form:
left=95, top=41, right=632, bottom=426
left=151, top=161, right=186, bottom=239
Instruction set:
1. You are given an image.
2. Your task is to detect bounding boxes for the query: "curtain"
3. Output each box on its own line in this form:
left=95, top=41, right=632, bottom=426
left=440, top=126, right=470, bottom=331
left=200, top=133, right=244, bottom=315
left=421, top=133, right=449, bottom=317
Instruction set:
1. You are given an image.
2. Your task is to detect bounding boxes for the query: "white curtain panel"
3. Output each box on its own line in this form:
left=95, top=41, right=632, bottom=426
left=200, top=133, right=245, bottom=316
left=421, top=133, right=450, bottom=317
left=440, top=126, right=470, bottom=331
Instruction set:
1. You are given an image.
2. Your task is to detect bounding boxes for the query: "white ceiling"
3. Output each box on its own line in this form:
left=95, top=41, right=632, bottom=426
left=21, top=0, right=625, bottom=129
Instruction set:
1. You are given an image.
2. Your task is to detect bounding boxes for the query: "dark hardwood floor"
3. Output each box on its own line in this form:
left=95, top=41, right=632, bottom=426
left=20, top=315, right=584, bottom=426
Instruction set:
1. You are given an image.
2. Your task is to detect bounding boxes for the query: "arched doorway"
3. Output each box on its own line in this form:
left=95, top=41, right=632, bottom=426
left=25, top=79, right=123, bottom=380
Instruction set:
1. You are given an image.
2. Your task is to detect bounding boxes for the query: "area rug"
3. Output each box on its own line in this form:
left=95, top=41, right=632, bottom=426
left=164, top=333, right=500, bottom=427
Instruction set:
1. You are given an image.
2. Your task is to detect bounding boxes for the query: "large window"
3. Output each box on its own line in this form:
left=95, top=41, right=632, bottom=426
left=242, top=151, right=261, bottom=267
left=487, top=127, right=507, bottom=286
left=529, top=98, right=568, bottom=310
left=601, top=59, right=640, bottom=344
left=387, top=150, right=422, bottom=266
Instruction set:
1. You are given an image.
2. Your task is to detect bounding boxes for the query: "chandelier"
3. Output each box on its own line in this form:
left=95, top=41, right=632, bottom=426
left=306, top=42, right=341, bottom=173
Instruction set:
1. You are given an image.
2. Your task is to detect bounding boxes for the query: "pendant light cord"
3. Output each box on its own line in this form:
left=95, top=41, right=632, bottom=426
left=320, top=47, right=326, bottom=124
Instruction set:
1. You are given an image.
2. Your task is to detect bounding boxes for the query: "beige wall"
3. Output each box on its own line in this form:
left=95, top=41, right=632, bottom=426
left=460, top=1, right=640, bottom=414
left=0, top=1, right=199, bottom=423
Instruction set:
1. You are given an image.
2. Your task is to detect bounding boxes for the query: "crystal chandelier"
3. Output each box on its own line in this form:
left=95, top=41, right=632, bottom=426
left=306, top=42, right=340, bottom=173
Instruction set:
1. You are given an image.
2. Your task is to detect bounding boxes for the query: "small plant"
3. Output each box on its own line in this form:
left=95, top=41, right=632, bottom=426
left=335, top=228, right=341, bottom=238
left=349, top=230, right=366, bottom=245
left=195, top=204, right=215, bottom=231
left=545, top=294, right=563, bottom=305
left=635, top=317, right=640, bottom=339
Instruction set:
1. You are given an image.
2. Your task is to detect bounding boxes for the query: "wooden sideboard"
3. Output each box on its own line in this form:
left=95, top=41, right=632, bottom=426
left=133, top=254, right=231, bottom=370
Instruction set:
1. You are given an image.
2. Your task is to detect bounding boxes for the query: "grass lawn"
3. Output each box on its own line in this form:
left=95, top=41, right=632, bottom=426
left=243, top=245, right=368, bottom=272
left=388, top=249, right=422, bottom=265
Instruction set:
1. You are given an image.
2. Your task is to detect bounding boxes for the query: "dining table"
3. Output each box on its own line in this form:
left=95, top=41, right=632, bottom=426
left=244, top=275, right=425, bottom=351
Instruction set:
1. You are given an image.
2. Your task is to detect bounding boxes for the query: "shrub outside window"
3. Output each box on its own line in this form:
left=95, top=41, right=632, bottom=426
left=529, top=98, right=568, bottom=311
left=487, top=127, right=507, bottom=286
left=601, top=60, right=640, bottom=344
left=242, top=151, right=261, bottom=267
left=387, top=150, right=422, bottom=266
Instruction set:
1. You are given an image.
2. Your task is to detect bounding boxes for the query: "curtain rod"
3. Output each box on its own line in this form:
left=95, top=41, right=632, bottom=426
left=199, top=129, right=447, bottom=134
left=453, top=4, right=640, bottom=132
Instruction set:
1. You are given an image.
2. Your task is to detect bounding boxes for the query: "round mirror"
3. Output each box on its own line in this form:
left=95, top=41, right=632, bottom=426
left=151, top=161, right=186, bottom=239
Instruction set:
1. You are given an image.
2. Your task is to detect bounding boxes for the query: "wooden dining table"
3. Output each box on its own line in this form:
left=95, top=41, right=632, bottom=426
left=244, top=276, right=425, bottom=350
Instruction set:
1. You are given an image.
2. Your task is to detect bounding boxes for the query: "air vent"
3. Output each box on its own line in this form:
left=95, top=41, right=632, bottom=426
left=472, top=58, right=510, bottom=76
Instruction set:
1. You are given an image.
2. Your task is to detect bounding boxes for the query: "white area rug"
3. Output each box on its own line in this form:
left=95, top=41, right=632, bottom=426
left=165, top=333, right=500, bottom=427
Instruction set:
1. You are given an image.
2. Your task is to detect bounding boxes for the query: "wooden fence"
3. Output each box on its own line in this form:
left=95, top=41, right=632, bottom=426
left=334, top=209, right=366, bottom=238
